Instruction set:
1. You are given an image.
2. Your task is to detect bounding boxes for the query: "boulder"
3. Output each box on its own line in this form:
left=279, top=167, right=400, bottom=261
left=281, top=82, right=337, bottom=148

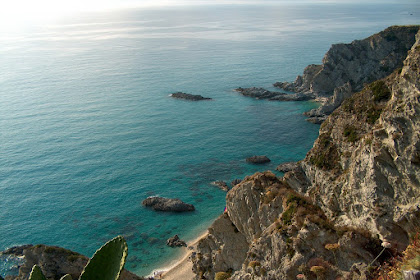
left=276, top=162, right=299, bottom=172
left=166, top=235, right=187, bottom=247
left=170, top=92, right=212, bottom=101
left=142, top=197, right=195, bottom=212
left=246, top=156, right=271, bottom=164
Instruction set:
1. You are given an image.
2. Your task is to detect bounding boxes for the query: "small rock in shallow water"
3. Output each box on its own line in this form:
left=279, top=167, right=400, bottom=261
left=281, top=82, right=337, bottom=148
left=170, top=92, right=212, bottom=101
left=211, top=181, right=229, bottom=191
left=246, top=155, right=271, bottom=164
left=166, top=235, right=187, bottom=247
left=142, top=196, right=195, bottom=212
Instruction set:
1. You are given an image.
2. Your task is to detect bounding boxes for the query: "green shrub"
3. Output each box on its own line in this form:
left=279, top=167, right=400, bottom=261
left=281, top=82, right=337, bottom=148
left=370, top=80, right=391, bottom=102
left=282, top=203, right=297, bottom=226
left=309, top=132, right=341, bottom=171
left=215, top=272, right=231, bottom=280
left=286, top=193, right=309, bottom=207
left=343, top=125, right=359, bottom=142
left=248, top=261, right=261, bottom=269
left=366, top=107, right=382, bottom=124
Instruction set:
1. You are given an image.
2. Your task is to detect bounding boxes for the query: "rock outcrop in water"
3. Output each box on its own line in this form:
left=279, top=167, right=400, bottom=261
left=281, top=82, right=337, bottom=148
left=142, top=196, right=195, bottom=212
left=246, top=156, right=271, bottom=164
left=170, top=92, right=212, bottom=101
left=166, top=235, right=187, bottom=247
left=1, top=245, right=142, bottom=280
left=235, top=87, right=313, bottom=101
left=191, top=29, right=420, bottom=280
left=211, top=181, right=230, bottom=192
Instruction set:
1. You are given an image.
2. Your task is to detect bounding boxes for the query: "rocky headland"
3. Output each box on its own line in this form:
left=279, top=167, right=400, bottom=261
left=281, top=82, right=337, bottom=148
left=239, top=26, right=420, bottom=123
left=191, top=28, right=420, bottom=279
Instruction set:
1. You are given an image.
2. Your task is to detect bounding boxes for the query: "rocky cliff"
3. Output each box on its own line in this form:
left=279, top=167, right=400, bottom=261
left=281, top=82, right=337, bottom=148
left=192, top=29, right=420, bottom=280
left=275, top=25, right=419, bottom=122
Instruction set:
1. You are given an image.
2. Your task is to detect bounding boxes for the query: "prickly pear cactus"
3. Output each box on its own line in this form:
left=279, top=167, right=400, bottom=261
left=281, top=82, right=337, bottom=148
left=60, top=274, right=73, bottom=280
left=29, top=265, right=47, bottom=280
left=79, top=236, right=128, bottom=280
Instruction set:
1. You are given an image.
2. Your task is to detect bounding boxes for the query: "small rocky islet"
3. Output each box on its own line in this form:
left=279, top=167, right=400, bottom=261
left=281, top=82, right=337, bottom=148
left=142, top=196, right=195, bottom=212
left=170, top=92, right=212, bottom=101
left=166, top=235, right=187, bottom=248
left=245, top=155, right=271, bottom=164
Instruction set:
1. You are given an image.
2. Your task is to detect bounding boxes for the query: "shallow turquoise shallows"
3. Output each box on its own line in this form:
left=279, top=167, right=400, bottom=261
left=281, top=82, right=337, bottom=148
left=0, top=2, right=418, bottom=277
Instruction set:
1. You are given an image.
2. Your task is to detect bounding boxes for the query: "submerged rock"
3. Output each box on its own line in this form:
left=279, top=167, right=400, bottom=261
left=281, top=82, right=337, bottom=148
left=142, top=196, right=195, bottom=212
left=166, top=235, right=187, bottom=247
left=211, top=181, right=229, bottom=192
left=170, top=92, right=212, bottom=101
left=246, top=155, right=271, bottom=164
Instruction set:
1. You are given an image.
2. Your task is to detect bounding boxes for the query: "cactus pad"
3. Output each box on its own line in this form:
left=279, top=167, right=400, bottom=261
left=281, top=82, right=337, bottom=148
left=79, top=236, right=128, bottom=280
left=29, top=265, right=47, bottom=280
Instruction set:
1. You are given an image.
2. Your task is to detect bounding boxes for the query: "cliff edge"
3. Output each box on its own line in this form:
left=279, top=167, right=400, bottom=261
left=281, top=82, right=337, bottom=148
left=192, top=29, right=420, bottom=280
left=275, top=25, right=419, bottom=122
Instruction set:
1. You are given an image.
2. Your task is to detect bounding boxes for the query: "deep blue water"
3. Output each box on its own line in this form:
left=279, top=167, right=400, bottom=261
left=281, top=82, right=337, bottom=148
left=0, top=2, right=418, bottom=277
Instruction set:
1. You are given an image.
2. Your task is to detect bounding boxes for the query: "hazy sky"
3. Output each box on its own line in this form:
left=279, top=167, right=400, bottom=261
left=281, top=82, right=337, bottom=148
left=0, top=0, right=417, bottom=26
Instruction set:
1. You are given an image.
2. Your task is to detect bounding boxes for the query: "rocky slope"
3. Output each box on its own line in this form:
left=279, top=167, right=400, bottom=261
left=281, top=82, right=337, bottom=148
left=276, top=25, right=419, bottom=122
left=191, top=30, right=420, bottom=280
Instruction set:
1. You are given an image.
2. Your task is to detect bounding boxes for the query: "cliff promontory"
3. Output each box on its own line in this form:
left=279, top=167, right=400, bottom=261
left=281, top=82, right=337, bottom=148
left=236, top=26, right=419, bottom=123
left=192, top=29, right=420, bottom=279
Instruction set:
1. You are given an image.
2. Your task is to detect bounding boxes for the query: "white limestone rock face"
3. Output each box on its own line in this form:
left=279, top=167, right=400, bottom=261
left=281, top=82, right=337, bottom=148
left=276, top=26, right=419, bottom=95
left=191, top=213, right=248, bottom=280
left=192, top=29, right=420, bottom=280
left=276, top=25, right=420, bottom=120
left=296, top=30, right=420, bottom=250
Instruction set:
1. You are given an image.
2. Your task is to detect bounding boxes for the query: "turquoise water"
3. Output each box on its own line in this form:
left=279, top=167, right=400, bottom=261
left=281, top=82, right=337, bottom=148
left=0, top=3, right=419, bottom=277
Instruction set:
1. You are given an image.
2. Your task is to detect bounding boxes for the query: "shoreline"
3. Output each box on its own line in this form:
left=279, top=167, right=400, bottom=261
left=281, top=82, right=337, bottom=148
left=148, top=230, right=209, bottom=280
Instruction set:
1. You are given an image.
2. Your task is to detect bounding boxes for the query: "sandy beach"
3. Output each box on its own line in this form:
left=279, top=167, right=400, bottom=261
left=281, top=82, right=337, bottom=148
left=151, top=231, right=209, bottom=280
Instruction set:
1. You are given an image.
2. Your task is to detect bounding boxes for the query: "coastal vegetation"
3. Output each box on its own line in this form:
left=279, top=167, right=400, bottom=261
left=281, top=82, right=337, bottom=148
left=29, top=236, right=127, bottom=280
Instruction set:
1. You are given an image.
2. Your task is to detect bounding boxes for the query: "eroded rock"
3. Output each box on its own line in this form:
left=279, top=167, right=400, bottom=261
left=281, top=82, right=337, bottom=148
left=166, top=235, right=187, bottom=247
left=142, top=196, right=195, bottom=212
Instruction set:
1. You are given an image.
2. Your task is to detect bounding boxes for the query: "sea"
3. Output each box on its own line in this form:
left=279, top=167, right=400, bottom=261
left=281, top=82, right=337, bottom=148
left=0, top=2, right=418, bottom=277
